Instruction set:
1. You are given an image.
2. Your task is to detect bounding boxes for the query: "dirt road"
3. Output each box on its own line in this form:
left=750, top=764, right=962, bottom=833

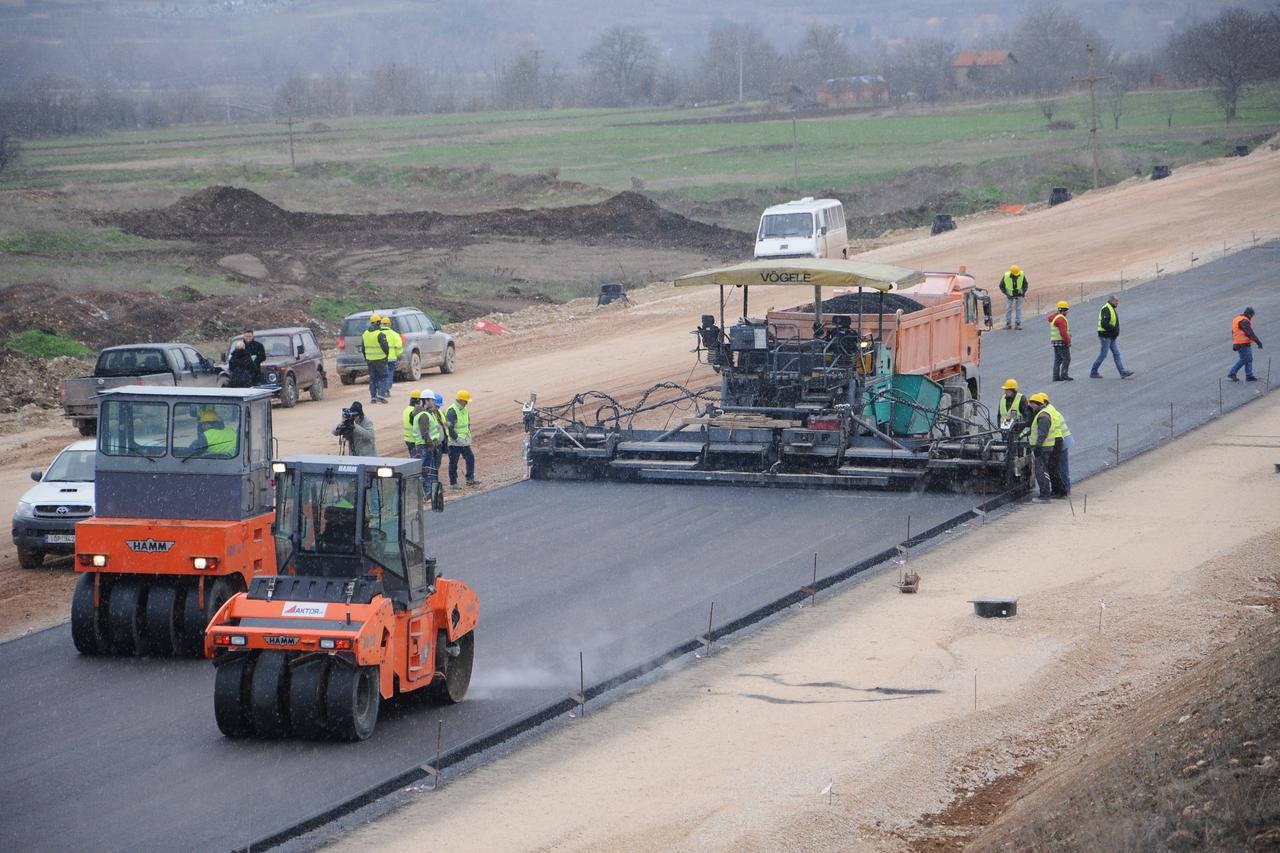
left=3, top=143, right=1278, bottom=639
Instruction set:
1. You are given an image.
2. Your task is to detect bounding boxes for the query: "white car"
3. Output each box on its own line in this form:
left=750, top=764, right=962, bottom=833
left=12, top=439, right=96, bottom=569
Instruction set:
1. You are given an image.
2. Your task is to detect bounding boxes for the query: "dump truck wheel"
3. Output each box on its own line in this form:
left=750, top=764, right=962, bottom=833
left=71, top=573, right=107, bottom=655
left=434, top=630, right=474, bottom=704
left=107, top=579, right=145, bottom=656
left=326, top=663, right=380, bottom=741
left=142, top=583, right=182, bottom=657
left=288, top=657, right=331, bottom=739
left=180, top=577, right=232, bottom=657
left=249, top=650, right=291, bottom=738
left=214, top=654, right=255, bottom=738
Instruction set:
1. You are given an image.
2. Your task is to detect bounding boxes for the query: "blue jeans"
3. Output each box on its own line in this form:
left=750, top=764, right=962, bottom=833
left=448, top=445, right=475, bottom=485
left=1229, top=345, right=1255, bottom=379
left=381, top=361, right=396, bottom=399
left=367, top=360, right=388, bottom=400
left=1004, top=296, right=1023, bottom=327
left=1091, top=337, right=1127, bottom=375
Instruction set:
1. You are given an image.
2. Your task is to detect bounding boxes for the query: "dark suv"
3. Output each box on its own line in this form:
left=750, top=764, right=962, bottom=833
left=336, top=307, right=456, bottom=385
left=221, top=327, right=326, bottom=407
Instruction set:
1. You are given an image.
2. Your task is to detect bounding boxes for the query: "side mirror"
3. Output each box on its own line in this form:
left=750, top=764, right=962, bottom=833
left=31, top=470, right=42, bottom=482
left=219, top=352, right=226, bottom=363
left=296, top=345, right=305, bottom=357
left=819, top=225, right=828, bottom=236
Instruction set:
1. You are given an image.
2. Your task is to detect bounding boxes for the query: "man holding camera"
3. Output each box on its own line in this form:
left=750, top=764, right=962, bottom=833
left=333, top=400, right=377, bottom=456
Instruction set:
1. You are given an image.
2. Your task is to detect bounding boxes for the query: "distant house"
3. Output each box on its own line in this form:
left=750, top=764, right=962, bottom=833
left=817, top=75, right=890, bottom=107
left=768, top=83, right=807, bottom=110
left=952, top=50, right=1017, bottom=90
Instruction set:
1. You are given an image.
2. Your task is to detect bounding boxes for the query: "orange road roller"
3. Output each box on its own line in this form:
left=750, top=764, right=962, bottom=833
left=206, top=455, right=479, bottom=741
left=72, top=387, right=279, bottom=656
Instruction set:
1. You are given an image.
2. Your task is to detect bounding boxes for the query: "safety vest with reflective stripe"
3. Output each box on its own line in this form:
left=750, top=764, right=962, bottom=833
left=403, top=405, right=422, bottom=445
left=1098, top=303, right=1117, bottom=334
left=1044, top=403, right=1070, bottom=440
left=999, top=392, right=1024, bottom=422
left=1002, top=271, right=1027, bottom=297
left=1049, top=311, right=1069, bottom=342
left=1233, top=315, right=1252, bottom=346
left=202, top=426, right=238, bottom=455
left=362, top=328, right=389, bottom=361
left=381, top=326, right=404, bottom=360
left=446, top=402, right=471, bottom=445
left=415, top=409, right=443, bottom=444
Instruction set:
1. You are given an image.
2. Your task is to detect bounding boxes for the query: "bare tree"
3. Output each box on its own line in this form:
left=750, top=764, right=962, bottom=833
left=362, top=63, right=429, bottom=115
left=1011, top=3, right=1109, bottom=94
left=0, top=135, right=20, bottom=175
left=496, top=51, right=546, bottom=110
left=792, top=22, right=854, bottom=87
left=582, top=26, right=657, bottom=106
left=700, top=22, right=778, bottom=103
left=886, top=38, right=956, bottom=105
left=1166, top=8, right=1280, bottom=120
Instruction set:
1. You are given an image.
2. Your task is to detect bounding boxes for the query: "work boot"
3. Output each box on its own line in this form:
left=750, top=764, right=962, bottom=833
left=1061, top=376, right=1074, bottom=381
left=1228, top=375, right=1240, bottom=382
left=1246, top=376, right=1259, bottom=382
left=1031, top=497, right=1050, bottom=504
left=1089, top=373, right=1103, bottom=379
left=466, top=478, right=482, bottom=486
left=1121, top=370, right=1135, bottom=378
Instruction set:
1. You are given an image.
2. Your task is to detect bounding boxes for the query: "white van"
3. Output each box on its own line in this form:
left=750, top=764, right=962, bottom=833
left=754, top=197, right=849, bottom=260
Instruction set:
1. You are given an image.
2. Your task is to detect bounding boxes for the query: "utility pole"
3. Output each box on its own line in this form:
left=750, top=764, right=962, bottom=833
left=277, top=95, right=297, bottom=170
left=1075, top=44, right=1111, bottom=190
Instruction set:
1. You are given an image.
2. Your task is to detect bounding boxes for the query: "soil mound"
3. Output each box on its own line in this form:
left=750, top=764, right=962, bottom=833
left=114, top=186, right=751, bottom=254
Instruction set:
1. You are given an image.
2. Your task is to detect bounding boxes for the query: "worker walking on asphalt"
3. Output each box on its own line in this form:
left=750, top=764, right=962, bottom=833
left=360, top=315, right=391, bottom=404
left=999, top=265, right=1028, bottom=330
left=402, top=389, right=424, bottom=456
left=998, top=378, right=1029, bottom=430
left=445, top=389, right=479, bottom=488
left=1228, top=306, right=1263, bottom=382
left=1048, top=301, right=1073, bottom=381
left=1090, top=294, right=1135, bottom=379
left=379, top=315, right=403, bottom=401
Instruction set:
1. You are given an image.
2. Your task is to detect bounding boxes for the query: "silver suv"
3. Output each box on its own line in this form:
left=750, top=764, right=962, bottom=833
left=336, top=308, right=456, bottom=385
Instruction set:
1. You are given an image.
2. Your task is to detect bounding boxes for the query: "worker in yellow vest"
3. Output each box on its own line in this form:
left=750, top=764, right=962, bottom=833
left=999, top=265, right=1028, bottom=330
left=402, top=389, right=424, bottom=456
left=378, top=315, right=403, bottom=401
left=416, top=388, right=445, bottom=486
left=1048, top=301, right=1073, bottom=381
left=196, top=408, right=239, bottom=456
left=360, top=314, right=391, bottom=404
left=1026, top=392, right=1072, bottom=502
left=1089, top=294, right=1135, bottom=379
left=445, top=389, right=478, bottom=487
left=998, top=378, right=1029, bottom=430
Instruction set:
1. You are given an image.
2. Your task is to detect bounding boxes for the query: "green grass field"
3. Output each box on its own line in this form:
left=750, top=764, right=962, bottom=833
left=8, top=88, right=1277, bottom=214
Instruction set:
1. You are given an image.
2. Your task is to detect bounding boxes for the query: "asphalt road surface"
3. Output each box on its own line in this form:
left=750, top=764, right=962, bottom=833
left=1, top=245, right=1276, bottom=852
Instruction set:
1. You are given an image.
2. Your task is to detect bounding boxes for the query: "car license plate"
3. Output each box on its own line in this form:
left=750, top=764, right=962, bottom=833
left=45, top=534, right=75, bottom=545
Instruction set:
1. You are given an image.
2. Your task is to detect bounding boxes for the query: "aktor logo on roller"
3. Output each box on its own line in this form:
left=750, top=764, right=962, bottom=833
left=125, top=539, right=175, bottom=553
left=281, top=602, right=328, bottom=618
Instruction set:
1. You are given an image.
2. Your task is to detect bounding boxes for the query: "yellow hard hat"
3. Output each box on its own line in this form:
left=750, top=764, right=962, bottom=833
left=456, top=389, right=471, bottom=402
left=409, top=389, right=421, bottom=399
left=1009, top=265, right=1021, bottom=276
left=369, top=314, right=381, bottom=323
left=1028, top=392, right=1049, bottom=405
left=1002, top=379, right=1018, bottom=391
left=1056, top=301, right=1070, bottom=310
left=380, top=315, right=392, bottom=325
left=199, top=409, right=220, bottom=424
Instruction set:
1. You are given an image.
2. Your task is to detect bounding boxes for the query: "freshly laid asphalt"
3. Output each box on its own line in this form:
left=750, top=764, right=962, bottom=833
left=1, top=244, right=1276, bottom=852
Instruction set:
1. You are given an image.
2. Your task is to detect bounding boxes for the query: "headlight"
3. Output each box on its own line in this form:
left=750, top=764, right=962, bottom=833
left=267, top=371, right=279, bottom=383
left=14, top=500, right=34, bottom=518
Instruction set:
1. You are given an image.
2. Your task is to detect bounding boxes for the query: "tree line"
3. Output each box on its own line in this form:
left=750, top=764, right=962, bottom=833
left=1, top=5, right=1277, bottom=143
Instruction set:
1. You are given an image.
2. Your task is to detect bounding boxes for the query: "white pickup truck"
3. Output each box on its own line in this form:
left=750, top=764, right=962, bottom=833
left=60, top=343, right=223, bottom=436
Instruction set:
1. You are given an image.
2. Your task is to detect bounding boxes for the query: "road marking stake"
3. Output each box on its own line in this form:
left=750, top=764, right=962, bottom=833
left=974, top=671, right=978, bottom=710
left=1114, top=423, right=1120, bottom=467
left=800, top=553, right=818, bottom=606
left=1098, top=600, right=1106, bottom=633
left=702, top=602, right=716, bottom=657
left=1169, top=402, right=1174, bottom=439
left=1219, top=377, right=1224, bottom=414
left=570, top=651, right=587, bottom=717
left=1083, top=493, right=1088, bottom=514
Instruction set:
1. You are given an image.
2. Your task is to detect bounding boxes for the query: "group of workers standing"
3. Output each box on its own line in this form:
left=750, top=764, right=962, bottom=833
left=360, top=314, right=403, bottom=404
left=401, top=387, right=478, bottom=490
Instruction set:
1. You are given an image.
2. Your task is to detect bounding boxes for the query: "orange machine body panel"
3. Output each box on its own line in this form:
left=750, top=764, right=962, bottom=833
left=74, top=512, right=277, bottom=582
left=205, top=576, right=479, bottom=699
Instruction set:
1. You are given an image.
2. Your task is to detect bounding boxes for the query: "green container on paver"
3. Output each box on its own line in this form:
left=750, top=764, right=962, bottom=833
left=866, top=374, right=943, bottom=436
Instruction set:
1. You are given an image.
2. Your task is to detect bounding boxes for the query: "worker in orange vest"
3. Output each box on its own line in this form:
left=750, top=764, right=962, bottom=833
left=1048, top=301, right=1073, bottom=381
left=1228, top=307, right=1263, bottom=382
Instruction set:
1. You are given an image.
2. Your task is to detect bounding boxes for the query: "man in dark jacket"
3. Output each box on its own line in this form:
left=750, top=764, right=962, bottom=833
left=1228, top=307, right=1263, bottom=382
left=242, top=330, right=267, bottom=384
left=227, top=340, right=257, bottom=387
left=1089, top=295, right=1135, bottom=379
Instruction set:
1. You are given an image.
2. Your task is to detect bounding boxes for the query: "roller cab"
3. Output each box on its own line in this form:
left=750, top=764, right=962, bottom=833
left=206, top=455, right=479, bottom=741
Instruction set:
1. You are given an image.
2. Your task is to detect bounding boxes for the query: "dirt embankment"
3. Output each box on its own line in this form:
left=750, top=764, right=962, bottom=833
left=109, top=186, right=753, bottom=255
